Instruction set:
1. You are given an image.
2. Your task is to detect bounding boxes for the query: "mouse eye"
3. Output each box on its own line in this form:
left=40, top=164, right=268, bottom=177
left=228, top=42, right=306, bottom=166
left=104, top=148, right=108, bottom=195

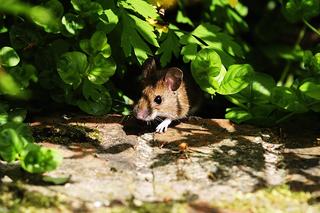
left=154, top=95, right=162, bottom=104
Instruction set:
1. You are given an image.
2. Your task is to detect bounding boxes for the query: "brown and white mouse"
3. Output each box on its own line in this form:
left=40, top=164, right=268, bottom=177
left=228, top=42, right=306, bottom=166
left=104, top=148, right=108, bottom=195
left=133, top=58, right=199, bottom=133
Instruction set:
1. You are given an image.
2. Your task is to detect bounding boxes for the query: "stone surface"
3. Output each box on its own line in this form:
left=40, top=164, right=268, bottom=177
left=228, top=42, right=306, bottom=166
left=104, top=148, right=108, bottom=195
left=1, top=114, right=319, bottom=211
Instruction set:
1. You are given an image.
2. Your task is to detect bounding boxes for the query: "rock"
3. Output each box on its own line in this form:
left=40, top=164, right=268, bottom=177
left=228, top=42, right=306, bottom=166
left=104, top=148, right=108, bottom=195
left=1, top=114, right=319, bottom=212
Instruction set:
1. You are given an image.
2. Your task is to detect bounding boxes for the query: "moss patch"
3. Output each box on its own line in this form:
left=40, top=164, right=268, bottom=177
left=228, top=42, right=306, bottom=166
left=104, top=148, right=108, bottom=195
left=215, top=185, right=320, bottom=213
left=0, top=182, right=72, bottom=213
left=106, top=185, right=320, bottom=213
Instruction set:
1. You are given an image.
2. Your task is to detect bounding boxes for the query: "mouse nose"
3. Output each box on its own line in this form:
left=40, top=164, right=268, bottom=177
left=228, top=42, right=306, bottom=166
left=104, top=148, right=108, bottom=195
left=133, top=107, right=148, bottom=120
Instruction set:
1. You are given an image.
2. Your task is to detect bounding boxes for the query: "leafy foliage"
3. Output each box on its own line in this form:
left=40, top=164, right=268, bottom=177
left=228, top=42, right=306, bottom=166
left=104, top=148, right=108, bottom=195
left=0, top=106, right=62, bottom=173
left=0, top=0, right=320, bottom=173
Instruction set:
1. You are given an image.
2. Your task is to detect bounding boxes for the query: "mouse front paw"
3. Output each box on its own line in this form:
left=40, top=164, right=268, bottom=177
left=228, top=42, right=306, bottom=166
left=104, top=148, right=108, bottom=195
left=156, top=118, right=172, bottom=133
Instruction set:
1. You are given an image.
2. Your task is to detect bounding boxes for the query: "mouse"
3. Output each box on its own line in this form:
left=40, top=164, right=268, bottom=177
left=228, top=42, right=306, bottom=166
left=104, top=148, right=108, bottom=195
left=133, top=58, right=199, bottom=133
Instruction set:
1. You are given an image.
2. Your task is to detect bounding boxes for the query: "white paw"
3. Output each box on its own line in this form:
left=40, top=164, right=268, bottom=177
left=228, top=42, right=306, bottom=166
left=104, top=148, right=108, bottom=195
left=156, top=119, right=172, bottom=133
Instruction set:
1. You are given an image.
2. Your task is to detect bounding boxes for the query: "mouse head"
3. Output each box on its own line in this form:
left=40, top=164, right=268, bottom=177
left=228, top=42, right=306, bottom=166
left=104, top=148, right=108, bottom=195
left=133, top=58, right=185, bottom=121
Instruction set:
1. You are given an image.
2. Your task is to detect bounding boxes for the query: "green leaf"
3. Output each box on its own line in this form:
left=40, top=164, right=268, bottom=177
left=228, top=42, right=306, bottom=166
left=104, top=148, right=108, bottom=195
left=9, top=64, right=38, bottom=88
left=250, top=104, right=277, bottom=117
left=282, top=0, right=320, bottom=22
left=90, top=31, right=107, bottom=51
left=218, top=64, right=254, bottom=95
left=119, top=0, right=159, bottom=19
left=61, top=13, right=85, bottom=35
left=194, top=23, right=244, bottom=57
left=156, top=27, right=180, bottom=67
left=90, top=31, right=111, bottom=57
left=130, top=14, right=159, bottom=48
left=0, top=128, right=25, bottom=162
left=77, top=80, right=112, bottom=115
left=271, top=87, right=308, bottom=112
left=30, top=6, right=60, bottom=33
left=57, top=52, right=88, bottom=87
left=225, top=107, right=252, bottom=124
left=71, top=0, right=102, bottom=15
left=0, top=123, right=32, bottom=162
left=87, top=54, right=116, bottom=84
left=0, top=106, right=8, bottom=125
left=180, top=23, right=244, bottom=67
left=181, top=43, right=198, bottom=63
left=176, top=10, right=193, bottom=26
left=20, top=143, right=62, bottom=173
left=191, top=49, right=226, bottom=94
left=120, top=12, right=153, bottom=64
left=262, top=45, right=304, bottom=61
left=0, top=72, right=30, bottom=99
left=0, top=46, right=20, bottom=67
left=80, top=39, right=93, bottom=55
left=246, top=104, right=277, bottom=126
left=232, top=72, right=276, bottom=104
left=299, top=80, right=320, bottom=100
left=97, top=9, right=119, bottom=33
left=210, top=0, right=248, bottom=35
left=44, top=0, right=64, bottom=18
left=310, top=53, right=320, bottom=74
left=1, top=122, right=34, bottom=144
left=0, top=0, right=57, bottom=32
left=0, top=26, right=8, bottom=34
left=42, top=175, right=71, bottom=185
left=0, top=114, right=8, bottom=125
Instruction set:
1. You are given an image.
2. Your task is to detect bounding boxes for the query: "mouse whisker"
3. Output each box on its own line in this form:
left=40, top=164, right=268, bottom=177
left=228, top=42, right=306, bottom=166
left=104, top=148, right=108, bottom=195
left=155, top=117, right=163, bottom=122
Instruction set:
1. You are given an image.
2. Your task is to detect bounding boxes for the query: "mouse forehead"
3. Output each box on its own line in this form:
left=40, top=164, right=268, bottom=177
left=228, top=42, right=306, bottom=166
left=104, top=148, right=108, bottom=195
left=142, top=81, right=167, bottom=98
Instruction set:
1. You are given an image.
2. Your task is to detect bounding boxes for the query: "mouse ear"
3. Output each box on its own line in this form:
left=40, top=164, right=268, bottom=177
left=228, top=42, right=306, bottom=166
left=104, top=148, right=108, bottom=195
left=165, top=67, right=183, bottom=91
left=142, top=58, right=156, bottom=79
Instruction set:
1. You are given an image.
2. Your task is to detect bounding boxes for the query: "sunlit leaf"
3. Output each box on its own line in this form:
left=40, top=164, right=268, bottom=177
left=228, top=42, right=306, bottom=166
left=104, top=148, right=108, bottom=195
left=61, top=13, right=84, bottom=35
left=299, top=80, right=320, bottom=100
left=119, top=0, right=159, bottom=19
left=156, top=26, right=180, bottom=67
left=57, top=51, right=88, bottom=86
left=87, top=54, right=116, bottom=84
left=225, top=107, right=252, bottom=124
left=191, top=49, right=225, bottom=94
left=0, top=46, right=20, bottom=67
left=97, top=9, right=119, bottom=33
left=20, top=143, right=62, bottom=173
left=218, top=64, right=254, bottom=95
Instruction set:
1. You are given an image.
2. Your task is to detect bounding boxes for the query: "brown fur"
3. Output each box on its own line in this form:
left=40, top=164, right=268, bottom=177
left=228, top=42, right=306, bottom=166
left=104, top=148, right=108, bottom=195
left=135, top=76, right=190, bottom=120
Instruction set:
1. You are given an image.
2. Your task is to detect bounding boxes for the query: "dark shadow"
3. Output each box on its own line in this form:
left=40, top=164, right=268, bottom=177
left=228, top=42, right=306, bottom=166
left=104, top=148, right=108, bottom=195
left=188, top=202, right=222, bottom=213
left=31, top=122, right=137, bottom=159
left=146, top=118, right=269, bottom=192
left=103, top=143, right=134, bottom=154
left=279, top=115, right=320, bottom=203
left=32, top=123, right=102, bottom=159
left=283, top=153, right=320, bottom=203
left=123, top=118, right=182, bottom=135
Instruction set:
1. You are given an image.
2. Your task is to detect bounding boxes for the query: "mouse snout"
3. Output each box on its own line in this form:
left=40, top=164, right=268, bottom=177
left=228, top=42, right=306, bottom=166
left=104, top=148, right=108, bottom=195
left=133, top=106, right=149, bottom=120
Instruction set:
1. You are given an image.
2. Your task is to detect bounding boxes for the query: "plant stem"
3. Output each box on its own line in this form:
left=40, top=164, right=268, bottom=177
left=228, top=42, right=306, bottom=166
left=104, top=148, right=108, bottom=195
left=277, top=62, right=291, bottom=86
left=276, top=112, right=295, bottom=124
left=275, top=101, right=320, bottom=124
left=277, top=26, right=306, bottom=86
left=303, top=19, right=320, bottom=37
